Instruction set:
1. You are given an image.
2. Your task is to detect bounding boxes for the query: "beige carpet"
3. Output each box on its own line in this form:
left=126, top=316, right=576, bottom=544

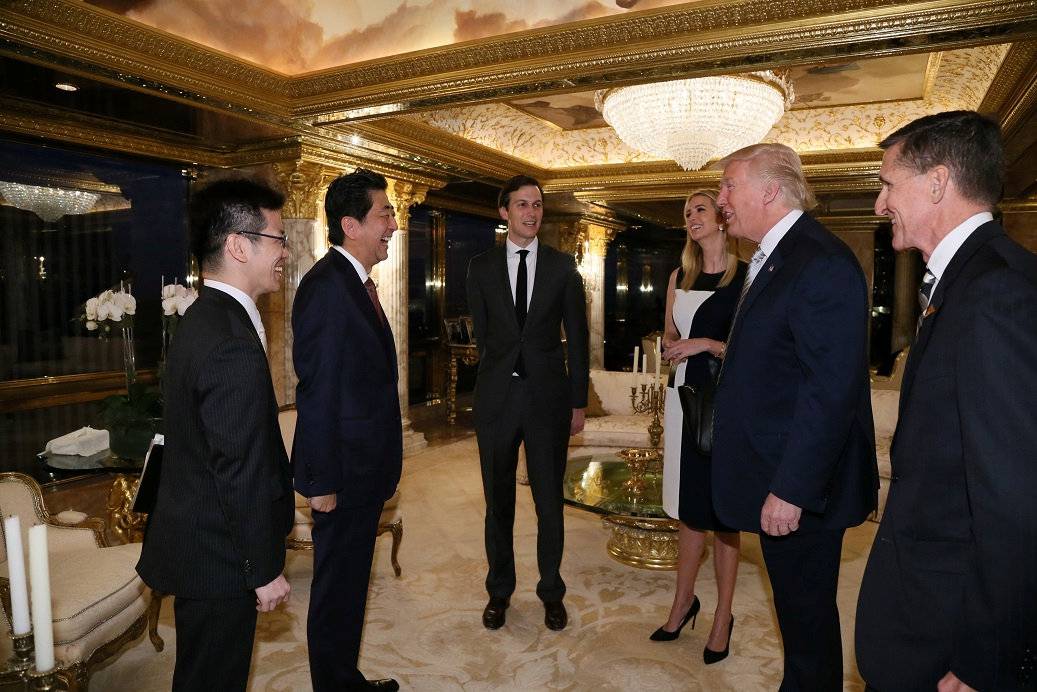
left=90, top=436, right=875, bottom=691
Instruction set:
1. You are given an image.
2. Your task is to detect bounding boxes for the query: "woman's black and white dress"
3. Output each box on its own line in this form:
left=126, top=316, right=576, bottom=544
left=661, top=262, right=747, bottom=530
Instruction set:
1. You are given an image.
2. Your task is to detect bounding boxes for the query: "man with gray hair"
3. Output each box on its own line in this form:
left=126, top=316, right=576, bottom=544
left=711, top=143, right=878, bottom=690
left=856, top=110, right=1037, bottom=691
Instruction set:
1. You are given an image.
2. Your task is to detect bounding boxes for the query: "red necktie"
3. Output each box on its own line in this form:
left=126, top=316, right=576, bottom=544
left=364, top=278, right=386, bottom=326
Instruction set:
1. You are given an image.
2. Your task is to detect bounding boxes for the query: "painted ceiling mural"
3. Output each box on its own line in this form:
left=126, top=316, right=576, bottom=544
left=85, top=0, right=692, bottom=74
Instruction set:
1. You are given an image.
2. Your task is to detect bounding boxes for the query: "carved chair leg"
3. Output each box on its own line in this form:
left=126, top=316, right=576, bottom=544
left=147, top=590, right=166, bottom=652
left=389, top=518, right=403, bottom=577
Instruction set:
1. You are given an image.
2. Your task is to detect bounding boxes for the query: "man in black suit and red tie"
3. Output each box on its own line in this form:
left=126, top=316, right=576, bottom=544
left=711, top=143, right=878, bottom=691
left=292, top=169, right=401, bottom=691
left=466, top=175, right=589, bottom=632
left=137, top=178, right=294, bottom=692
left=856, top=111, right=1037, bottom=692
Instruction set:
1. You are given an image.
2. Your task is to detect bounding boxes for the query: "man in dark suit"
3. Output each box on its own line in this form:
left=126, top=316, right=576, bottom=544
left=292, top=168, right=402, bottom=692
left=856, top=111, right=1037, bottom=692
left=711, top=143, right=878, bottom=690
left=137, top=178, right=294, bottom=692
left=466, top=175, right=589, bottom=631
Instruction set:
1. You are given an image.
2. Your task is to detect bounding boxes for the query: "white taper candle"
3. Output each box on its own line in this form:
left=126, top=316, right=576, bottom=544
left=28, top=524, right=54, bottom=672
left=3, top=516, right=31, bottom=635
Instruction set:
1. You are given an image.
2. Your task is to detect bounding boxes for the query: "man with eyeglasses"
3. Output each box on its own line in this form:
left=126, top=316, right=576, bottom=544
left=137, top=178, right=294, bottom=692
left=292, top=168, right=402, bottom=691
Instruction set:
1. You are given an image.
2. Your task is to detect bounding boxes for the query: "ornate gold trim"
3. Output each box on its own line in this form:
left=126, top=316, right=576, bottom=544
left=978, top=40, right=1037, bottom=138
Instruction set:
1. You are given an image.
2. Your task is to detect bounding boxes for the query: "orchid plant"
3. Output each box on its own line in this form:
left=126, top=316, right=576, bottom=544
left=160, top=280, right=198, bottom=361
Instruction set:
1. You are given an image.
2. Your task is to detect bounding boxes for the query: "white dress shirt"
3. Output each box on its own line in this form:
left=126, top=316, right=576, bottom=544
left=751, top=209, right=804, bottom=282
left=924, top=212, right=993, bottom=299
left=204, top=279, right=267, bottom=353
left=506, top=236, right=538, bottom=311
left=332, top=245, right=369, bottom=284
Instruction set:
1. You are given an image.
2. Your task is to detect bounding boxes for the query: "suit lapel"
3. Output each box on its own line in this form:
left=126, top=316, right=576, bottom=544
left=900, top=221, right=1002, bottom=401
left=202, top=286, right=265, bottom=353
left=330, top=250, right=395, bottom=365
left=526, top=245, right=550, bottom=320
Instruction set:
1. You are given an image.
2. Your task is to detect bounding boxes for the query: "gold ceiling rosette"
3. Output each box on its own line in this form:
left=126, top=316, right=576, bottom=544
left=595, top=71, right=795, bottom=171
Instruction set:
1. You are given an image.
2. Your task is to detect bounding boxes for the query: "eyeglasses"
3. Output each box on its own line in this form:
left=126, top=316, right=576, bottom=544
left=238, top=231, right=288, bottom=248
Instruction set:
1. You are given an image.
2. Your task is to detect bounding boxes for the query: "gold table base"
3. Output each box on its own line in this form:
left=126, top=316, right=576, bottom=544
left=602, top=514, right=680, bottom=570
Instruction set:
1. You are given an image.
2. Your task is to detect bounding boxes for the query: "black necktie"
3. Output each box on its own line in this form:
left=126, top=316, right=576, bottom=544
left=515, top=249, right=529, bottom=328
left=514, top=249, right=528, bottom=378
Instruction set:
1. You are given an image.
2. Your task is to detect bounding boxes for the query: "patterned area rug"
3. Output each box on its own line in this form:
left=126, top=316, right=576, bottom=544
left=90, top=437, right=875, bottom=691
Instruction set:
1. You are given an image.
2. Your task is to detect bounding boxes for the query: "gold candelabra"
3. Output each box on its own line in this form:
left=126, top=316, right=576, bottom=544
left=630, top=381, right=665, bottom=449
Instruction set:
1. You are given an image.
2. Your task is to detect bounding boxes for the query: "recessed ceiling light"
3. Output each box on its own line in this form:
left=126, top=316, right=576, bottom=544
left=54, top=82, right=78, bottom=92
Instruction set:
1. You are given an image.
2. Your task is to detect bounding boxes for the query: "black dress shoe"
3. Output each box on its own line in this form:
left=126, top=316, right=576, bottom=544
left=649, top=595, right=700, bottom=641
left=482, top=596, right=509, bottom=629
left=544, top=600, right=568, bottom=630
left=703, top=615, right=734, bottom=665
left=364, top=680, right=399, bottom=691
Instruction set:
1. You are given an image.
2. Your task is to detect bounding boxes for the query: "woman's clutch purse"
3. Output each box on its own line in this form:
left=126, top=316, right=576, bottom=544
left=677, top=356, right=720, bottom=456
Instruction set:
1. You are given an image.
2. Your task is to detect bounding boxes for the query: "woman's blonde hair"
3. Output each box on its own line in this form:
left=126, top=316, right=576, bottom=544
left=679, top=189, right=739, bottom=290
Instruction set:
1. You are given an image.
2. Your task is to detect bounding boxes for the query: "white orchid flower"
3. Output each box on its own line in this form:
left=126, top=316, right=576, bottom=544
left=162, top=296, right=177, bottom=316
left=96, top=302, right=111, bottom=321
left=176, top=292, right=197, bottom=316
left=108, top=302, right=124, bottom=321
left=122, top=293, right=136, bottom=315
left=86, top=320, right=97, bottom=331
left=85, top=297, right=99, bottom=320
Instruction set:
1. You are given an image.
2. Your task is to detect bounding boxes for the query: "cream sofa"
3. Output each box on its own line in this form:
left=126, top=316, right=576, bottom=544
left=571, top=369, right=653, bottom=449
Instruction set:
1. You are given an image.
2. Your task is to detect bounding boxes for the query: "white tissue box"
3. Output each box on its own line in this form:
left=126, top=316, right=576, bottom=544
left=44, top=427, right=110, bottom=457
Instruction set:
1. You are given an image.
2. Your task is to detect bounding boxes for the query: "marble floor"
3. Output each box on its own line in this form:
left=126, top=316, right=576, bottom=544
left=86, top=431, right=877, bottom=691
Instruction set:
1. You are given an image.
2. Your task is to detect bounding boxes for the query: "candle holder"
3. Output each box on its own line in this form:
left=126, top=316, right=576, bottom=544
left=28, top=667, right=57, bottom=691
left=630, top=382, right=665, bottom=449
left=616, top=447, right=660, bottom=505
left=7, top=629, right=33, bottom=672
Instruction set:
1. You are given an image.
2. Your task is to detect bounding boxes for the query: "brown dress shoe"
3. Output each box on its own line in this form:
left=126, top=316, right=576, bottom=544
left=482, top=596, right=510, bottom=629
left=544, top=600, right=568, bottom=630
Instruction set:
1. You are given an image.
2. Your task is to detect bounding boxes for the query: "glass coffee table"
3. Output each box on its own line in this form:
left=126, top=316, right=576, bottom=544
left=563, top=450, right=679, bottom=570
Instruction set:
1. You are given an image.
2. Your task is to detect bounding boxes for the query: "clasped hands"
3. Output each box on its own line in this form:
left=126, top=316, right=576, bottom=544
left=661, top=338, right=722, bottom=365
left=760, top=493, right=801, bottom=536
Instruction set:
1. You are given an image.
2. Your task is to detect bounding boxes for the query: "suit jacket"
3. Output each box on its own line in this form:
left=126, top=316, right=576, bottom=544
left=856, top=221, right=1037, bottom=691
left=292, top=249, right=402, bottom=508
left=465, top=242, right=589, bottom=427
left=137, top=288, right=293, bottom=599
left=712, top=213, right=878, bottom=533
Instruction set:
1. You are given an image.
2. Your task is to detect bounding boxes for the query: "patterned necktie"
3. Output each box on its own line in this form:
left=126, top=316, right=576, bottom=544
left=915, top=267, right=937, bottom=335
left=718, top=248, right=767, bottom=379
left=918, top=268, right=936, bottom=310
left=515, top=249, right=529, bottom=329
left=364, top=278, right=386, bottom=326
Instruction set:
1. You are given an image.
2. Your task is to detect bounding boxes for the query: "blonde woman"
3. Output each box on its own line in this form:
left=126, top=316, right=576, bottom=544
left=651, top=190, right=745, bottom=664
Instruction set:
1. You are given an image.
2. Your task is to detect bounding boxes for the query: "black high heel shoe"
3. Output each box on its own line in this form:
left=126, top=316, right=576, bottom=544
left=649, top=595, right=700, bottom=641
left=703, top=615, right=734, bottom=664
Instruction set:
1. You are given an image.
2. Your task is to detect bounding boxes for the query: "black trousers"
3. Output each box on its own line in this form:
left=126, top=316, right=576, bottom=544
left=476, top=377, right=571, bottom=603
left=307, top=501, right=382, bottom=692
left=760, top=528, right=846, bottom=692
left=172, top=594, right=257, bottom=692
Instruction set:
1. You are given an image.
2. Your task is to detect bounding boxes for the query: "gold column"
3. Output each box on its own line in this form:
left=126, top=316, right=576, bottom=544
left=577, top=220, right=618, bottom=370
left=269, top=160, right=340, bottom=405
left=370, top=178, right=429, bottom=456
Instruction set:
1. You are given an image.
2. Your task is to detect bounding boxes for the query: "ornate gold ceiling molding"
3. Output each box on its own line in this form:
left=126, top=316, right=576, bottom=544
left=295, top=0, right=1037, bottom=120
left=358, top=119, right=548, bottom=182
left=978, top=40, right=1037, bottom=138
left=0, top=2, right=293, bottom=119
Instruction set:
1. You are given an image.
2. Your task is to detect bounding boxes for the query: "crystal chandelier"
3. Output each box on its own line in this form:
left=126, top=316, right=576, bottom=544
left=595, top=71, right=794, bottom=171
left=0, top=181, right=100, bottom=222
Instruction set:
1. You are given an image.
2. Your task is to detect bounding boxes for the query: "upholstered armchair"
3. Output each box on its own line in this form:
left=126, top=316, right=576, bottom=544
left=0, top=472, right=163, bottom=691
left=277, top=408, right=403, bottom=576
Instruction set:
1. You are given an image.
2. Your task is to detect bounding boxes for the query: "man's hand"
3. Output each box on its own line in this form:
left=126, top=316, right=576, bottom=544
left=937, top=672, right=976, bottom=692
left=760, top=493, right=802, bottom=536
left=309, top=494, right=337, bottom=513
left=255, top=574, right=290, bottom=612
left=570, top=408, right=586, bottom=436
